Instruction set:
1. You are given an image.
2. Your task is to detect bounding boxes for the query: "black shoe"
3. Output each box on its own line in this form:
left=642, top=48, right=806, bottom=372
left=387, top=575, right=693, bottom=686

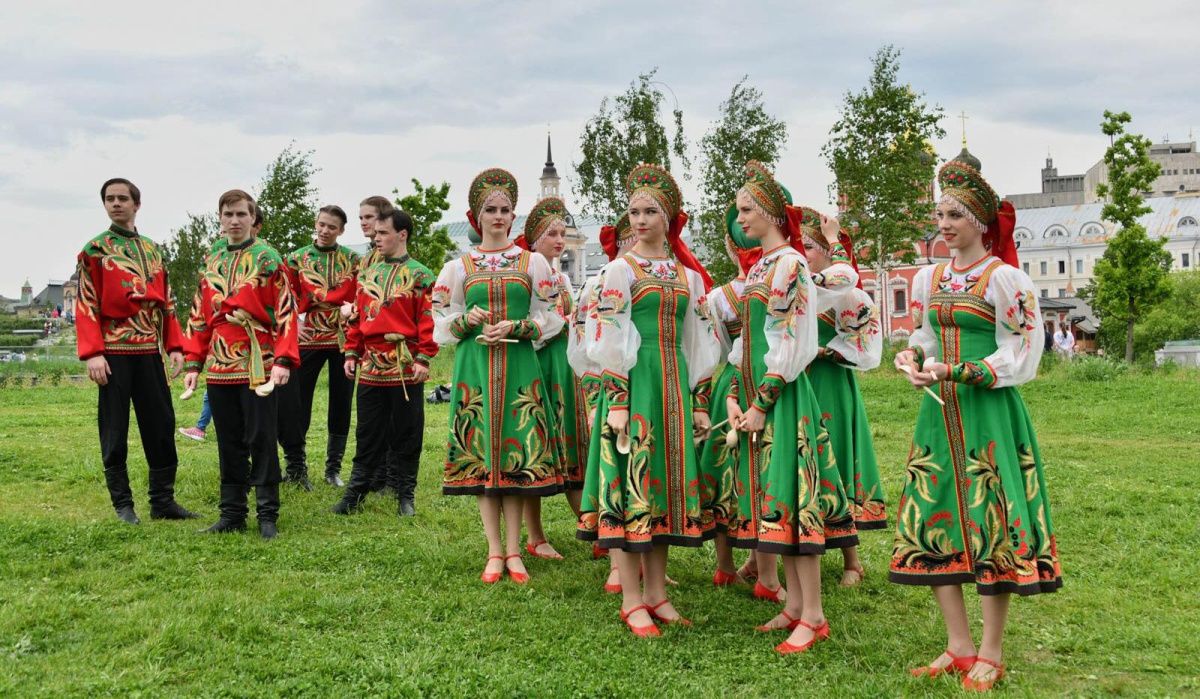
left=325, top=473, right=344, bottom=487
left=150, top=501, right=200, bottom=520
left=325, top=434, right=348, bottom=485
left=295, top=475, right=314, bottom=492
left=331, top=494, right=364, bottom=515
left=200, top=518, right=246, bottom=534
left=398, top=497, right=415, bottom=517
left=258, top=521, right=278, bottom=539
left=115, top=506, right=140, bottom=525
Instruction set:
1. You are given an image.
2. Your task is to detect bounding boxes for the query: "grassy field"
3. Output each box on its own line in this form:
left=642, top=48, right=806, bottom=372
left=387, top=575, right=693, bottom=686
left=1, top=353, right=1198, bottom=697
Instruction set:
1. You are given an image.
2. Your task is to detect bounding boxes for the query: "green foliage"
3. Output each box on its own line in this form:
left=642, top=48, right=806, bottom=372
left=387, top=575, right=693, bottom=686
left=1080, top=111, right=1171, bottom=362
left=573, top=68, right=691, bottom=221
left=393, top=178, right=455, bottom=274
left=1131, top=270, right=1200, bottom=357
left=0, top=317, right=44, bottom=332
left=254, top=143, right=321, bottom=253
left=1064, top=354, right=1129, bottom=382
left=0, top=334, right=39, bottom=347
left=161, top=213, right=220, bottom=312
left=822, top=46, right=944, bottom=325
left=693, top=77, right=789, bottom=285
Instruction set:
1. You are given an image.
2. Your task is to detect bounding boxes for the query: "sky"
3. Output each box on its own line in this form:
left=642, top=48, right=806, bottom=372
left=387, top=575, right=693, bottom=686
left=2, top=0, right=1198, bottom=296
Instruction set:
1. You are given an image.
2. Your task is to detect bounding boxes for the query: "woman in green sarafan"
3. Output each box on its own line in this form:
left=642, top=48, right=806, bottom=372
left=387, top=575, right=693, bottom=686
left=725, top=161, right=858, bottom=656
left=580, top=163, right=721, bottom=637
left=432, top=168, right=564, bottom=586
left=893, top=160, right=1062, bottom=692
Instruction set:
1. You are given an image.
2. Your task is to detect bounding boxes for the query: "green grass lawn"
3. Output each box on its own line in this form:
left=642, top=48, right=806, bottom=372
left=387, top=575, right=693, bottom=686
left=1, top=355, right=1198, bottom=697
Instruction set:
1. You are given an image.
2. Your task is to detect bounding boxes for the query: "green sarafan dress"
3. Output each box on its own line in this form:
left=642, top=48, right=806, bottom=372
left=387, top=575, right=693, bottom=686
left=726, top=244, right=858, bottom=555
left=432, top=244, right=565, bottom=496
left=809, top=276, right=888, bottom=530
left=535, top=269, right=587, bottom=490
left=889, top=256, right=1063, bottom=595
left=696, top=279, right=745, bottom=532
left=577, top=253, right=721, bottom=551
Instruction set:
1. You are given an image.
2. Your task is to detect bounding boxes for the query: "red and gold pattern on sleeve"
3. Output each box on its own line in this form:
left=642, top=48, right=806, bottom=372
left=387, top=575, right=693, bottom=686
left=343, top=255, right=438, bottom=386
left=285, top=243, right=359, bottom=350
left=74, top=225, right=185, bottom=360
left=182, top=238, right=299, bottom=385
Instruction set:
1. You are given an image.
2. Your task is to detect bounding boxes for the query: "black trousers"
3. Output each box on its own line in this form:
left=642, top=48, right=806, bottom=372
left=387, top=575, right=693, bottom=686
left=278, top=347, right=353, bottom=461
left=208, top=383, right=282, bottom=522
left=97, top=353, right=180, bottom=511
left=347, top=383, right=424, bottom=497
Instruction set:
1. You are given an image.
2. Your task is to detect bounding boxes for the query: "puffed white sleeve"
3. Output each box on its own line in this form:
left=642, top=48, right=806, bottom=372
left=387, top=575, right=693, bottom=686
left=432, top=257, right=469, bottom=346
left=752, top=253, right=818, bottom=413
left=939, top=265, right=1042, bottom=388
left=567, top=277, right=598, bottom=378
left=515, top=252, right=566, bottom=343
left=706, top=290, right=735, bottom=361
left=811, top=239, right=860, bottom=312
left=533, top=270, right=571, bottom=350
left=824, top=287, right=882, bottom=370
left=682, top=268, right=721, bottom=414
left=585, top=261, right=639, bottom=410
left=906, top=265, right=938, bottom=365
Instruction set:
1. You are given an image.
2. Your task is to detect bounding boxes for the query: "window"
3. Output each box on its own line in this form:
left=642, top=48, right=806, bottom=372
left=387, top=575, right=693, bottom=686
left=1057, top=260, right=1066, bottom=274
left=893, top=289, right=907, bottom=315
left=1183, top=253, right=1191, bottom=268
left=1076, top=258, right=1083, bottom=274
left=1014, top=228, right=1034, bottom=241
left=1023, top=262, right=1030, bottom=274
left=1179, top=216, right=1198, bottom=228
left=1040, top=288, right=1049, bottom=298
left=1044, top=225, right=1068, bottom=238
left=1058, top=288, right=1067, bottom=298
left=1040, top=261, right=1048, bottom=275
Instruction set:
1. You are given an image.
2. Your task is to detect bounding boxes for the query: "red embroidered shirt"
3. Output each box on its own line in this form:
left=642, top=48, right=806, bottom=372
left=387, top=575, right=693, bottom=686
left=344, top=254, right=437, bottom=386
left=285, top=242, right=360, bottom=350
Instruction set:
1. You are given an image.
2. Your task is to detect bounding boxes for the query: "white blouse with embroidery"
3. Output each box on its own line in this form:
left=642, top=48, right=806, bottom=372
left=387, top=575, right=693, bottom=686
left=431, top=245, right=564, bottom=346
left=585, top=253, right=720, bottom=390
left=823, top=286, right=882, bottom=370
left=907, top=256, right=1043, bottom=387
left=706, top=278, right=744, bottom=361
left=533, top=266, right=573, bottom=350
left=728, top=245, right=819, bottom=384
left=566, top=275, right=600, bottom=379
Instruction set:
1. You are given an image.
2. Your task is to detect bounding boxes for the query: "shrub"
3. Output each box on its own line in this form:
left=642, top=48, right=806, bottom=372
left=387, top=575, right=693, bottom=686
left=1066, top=355, right=1129, bottom=382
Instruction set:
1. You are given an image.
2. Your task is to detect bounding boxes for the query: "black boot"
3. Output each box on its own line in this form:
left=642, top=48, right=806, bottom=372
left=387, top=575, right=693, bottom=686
left=368, top=447, right=390, bottom=494
left=324, top=434, right=348, bottom=488
left=115, top=505, right=141, bottom=525
left=284, top=455, right=313, bottom=492
left=255, top=483, right=280, bottom=539
left=397, top=458, right=418, bottom=517
left=331, top=458, right=371, bottom=515
left=103, top=464, right=136, bottom=520
left=201, top=484, right=248, bottom=533
left=148, top=466, right=200, bottom=520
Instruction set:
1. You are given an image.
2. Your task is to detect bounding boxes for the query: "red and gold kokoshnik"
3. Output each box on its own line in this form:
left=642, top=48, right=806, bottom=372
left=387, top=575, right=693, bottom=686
left=469, top=167, right=519, bottom=219
left=739, top=160, right=789, bottom=225
left=625, top=163, right=682, bottom=219
left=938, top=160, right=999, bottom=229
left=523, top=196, right=568, bottom=245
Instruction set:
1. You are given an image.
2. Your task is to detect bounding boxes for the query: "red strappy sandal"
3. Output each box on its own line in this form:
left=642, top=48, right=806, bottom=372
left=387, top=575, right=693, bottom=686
left=619, top=604, right=661, bottom=638
left=752, top=580, right=785, bottom=603
left=480, top=555, right=504, bottom=584
left=774, top=619, right=830, bottom=655
left=647, top=600, right=692, bottom=627
left=839, top=563, right=866, bottom=587
left=755, top=610, right=801, bottom=632
left=909, top=649, right=978, bottom=678
left=962, top=657, right=1006, bottom=692
left=504, top=554, right=529, bottom=584
left=712, top=569, right=740, bottom=587
left=525, top=540, right=564, bottom=560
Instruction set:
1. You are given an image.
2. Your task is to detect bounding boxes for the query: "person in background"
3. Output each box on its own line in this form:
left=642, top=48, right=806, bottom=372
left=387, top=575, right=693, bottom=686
left=1053, top=321, right=1075, bottom=359
left=179, top=391, right=212, bottom=441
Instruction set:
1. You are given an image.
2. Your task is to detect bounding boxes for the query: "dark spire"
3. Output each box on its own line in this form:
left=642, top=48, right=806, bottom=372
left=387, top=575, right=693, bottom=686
left=542, top=131, right=558, bottom=178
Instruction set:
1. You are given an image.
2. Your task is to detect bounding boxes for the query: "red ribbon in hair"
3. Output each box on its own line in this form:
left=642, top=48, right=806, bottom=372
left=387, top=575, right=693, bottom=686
left=837, top=230, right=865, bottom=290
left=599, top=225, right=619, bottom=261
left=984, top=200, right=1019, bottom=268
left=667, top=211, right=713, bottom=292
left=783, top=206, right=808, bottom=259
left=513, top=235, right=530, bottom=250
left=735, top=247, right=763, bottom=276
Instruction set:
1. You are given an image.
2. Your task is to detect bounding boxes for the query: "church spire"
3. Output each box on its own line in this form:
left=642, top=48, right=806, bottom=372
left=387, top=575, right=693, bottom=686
left=542, top=129, right=557, bottom=178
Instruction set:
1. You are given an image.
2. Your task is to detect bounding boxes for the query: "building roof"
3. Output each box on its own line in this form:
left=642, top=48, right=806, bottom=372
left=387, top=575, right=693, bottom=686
left=1011, top=194, right=1200, bottom=250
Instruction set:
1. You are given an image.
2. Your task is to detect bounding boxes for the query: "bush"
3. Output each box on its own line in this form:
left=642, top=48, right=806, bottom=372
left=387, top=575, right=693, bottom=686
left=1065, top=355, right=1129, bottom=382
left=0, top=333, right=39, bottom=347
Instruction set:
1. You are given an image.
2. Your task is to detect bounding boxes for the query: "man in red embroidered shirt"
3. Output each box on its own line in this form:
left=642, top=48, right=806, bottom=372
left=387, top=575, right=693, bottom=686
left=183, top=189, right=299, bottom=539
left=334, top=208, right=437, bottom=517
left=76, top=178, right=198, bottom=525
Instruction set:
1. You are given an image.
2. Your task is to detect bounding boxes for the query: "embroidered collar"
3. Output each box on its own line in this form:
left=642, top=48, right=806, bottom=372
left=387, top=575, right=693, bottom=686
left=315, top=242, right=339, bottom=253
left=227, top=238, right=255, bottom=251
left=385, top=254, right=410, bottom=264
left=108, top=223, right=138, bottom=239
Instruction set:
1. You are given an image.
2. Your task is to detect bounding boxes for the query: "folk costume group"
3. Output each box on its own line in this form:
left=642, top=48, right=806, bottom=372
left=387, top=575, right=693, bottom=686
left=77, top=156, right=1062, bottom=690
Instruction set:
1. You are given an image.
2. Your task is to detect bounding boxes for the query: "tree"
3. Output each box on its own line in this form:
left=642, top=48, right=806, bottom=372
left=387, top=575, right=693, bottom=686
left=1080, top=110, right=1171, bottom=362
left=161, top=213, right=220, bottom=312
left=255, top=143, right=320, bottom=252
left=394, top=178, right=456, bottom=273
left=573, top=68, right=690, bottom=221
left=821, top=46, right=944, bottom=337
left=1131, top=271, right=1200, bottom=359
left=693, top=77, right=788, bottom=285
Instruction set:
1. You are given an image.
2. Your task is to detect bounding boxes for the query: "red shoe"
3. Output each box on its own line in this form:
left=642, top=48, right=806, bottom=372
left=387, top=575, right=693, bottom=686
left=737, top=560, right=758, bottom=582
left=619, top=604, right=661, bottom=638
left=775, top=619, right=830, bottom=655
left=480, top=556, right=503, bottom=584
left=753, top=580, right=785, bottom=603
left=839, top=563, right=866, bottom=587
left=712, top=569, right=740, bottom=587
left=962, top=658, right=1006, bottom=692
left=525, top=540, right=564, bottom=560
left=504, top=554, right=529, bottom=584
left=592, top=543, right=609, bottom=559
left=604, top=574, right=622, bottom=594
left=755, top=610, right=801, bottom=632
left=910, top=649, right=978, bottom=678
left=647, top=600, right=692, bottom=627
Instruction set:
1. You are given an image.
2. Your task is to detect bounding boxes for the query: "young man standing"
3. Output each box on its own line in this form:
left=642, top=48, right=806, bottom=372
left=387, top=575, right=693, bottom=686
left=183, top=190, right=299, bottom=539
left=76, top=177, right=198, bottom=524
left=277, top=205, right=359, bottom=489
left=334, top=208, right=436, bottom=517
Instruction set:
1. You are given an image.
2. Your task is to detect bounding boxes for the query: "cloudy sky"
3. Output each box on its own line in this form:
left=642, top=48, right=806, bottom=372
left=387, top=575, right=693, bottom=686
left=2, top=0, right=1197, bottom=296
